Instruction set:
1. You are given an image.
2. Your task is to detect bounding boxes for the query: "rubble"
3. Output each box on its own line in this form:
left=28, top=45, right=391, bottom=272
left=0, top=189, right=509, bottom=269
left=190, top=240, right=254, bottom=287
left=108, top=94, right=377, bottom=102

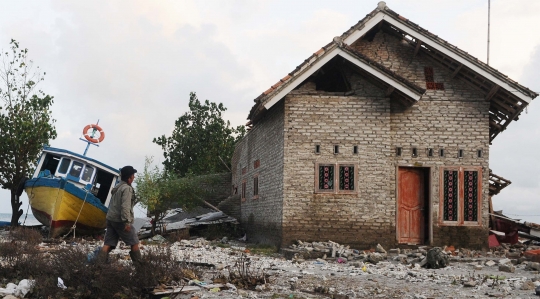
left=8, top=235, right=540, bottom=298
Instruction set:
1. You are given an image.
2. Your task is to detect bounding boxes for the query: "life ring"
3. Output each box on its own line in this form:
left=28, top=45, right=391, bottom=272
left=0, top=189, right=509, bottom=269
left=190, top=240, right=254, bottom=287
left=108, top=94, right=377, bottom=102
left=83, top=124, right=105, bottom=143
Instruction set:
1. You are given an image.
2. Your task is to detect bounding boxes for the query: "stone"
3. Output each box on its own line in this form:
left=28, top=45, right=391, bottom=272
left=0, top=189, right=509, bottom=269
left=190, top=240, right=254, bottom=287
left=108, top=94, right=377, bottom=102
left=463, top=280, right=477, bottom=287
left=367, top=253, right=385, bottom=264
left=498, top=264, right=515, bottom=273
left=388, top=248, right=400, bottom=256
left=521, top=281, right=536, bottom=291
left=528, top=262, right=540, bottom=271
left=425, top=247, right=449, bottom=269
left=474, top=265, right=483, bottom=270
left=506, top=251, right=521, bottom=259
left=485, top=260, right=496, bottom=267
left=375, top=244, right=386, bottom=254
left=498, top=258, right=511, bottom=265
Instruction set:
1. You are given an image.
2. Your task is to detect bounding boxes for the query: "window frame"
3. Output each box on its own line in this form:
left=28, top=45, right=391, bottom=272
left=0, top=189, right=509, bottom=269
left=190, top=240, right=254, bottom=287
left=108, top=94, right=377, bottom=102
left=314, top=162, right=358, bottom=194
left=253, top=174, right=259, bottom=199
left=241, top=180, right=247, bottom=202
left=439, top=166, right=482, bottom=226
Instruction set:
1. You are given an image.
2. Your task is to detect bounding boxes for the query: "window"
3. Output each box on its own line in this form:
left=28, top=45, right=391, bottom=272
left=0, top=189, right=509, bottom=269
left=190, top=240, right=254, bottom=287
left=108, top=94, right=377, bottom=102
left=334, top=145, right=339, bottom=154
left=316, top=163, right=356, bottom=193
left=477, top=149, right=483, bottom=158
left=439, top=148, right=445, bottom=157
left=253, top=176, right=259, bottom=198
left=427, top=148, right=434, bottom=157
left=81, top=166, right=94, bottom=182
left=241, top=181, right=246, bottom=201
left=69, top=161, right=84, bottom=178
left=440, top=167, right=482, bottom=225
left=396, top=147, right=402, bottom=157
left=353, top=146, right=358, bottom=154
left=424, top=66, right=445, bottom=90
left=57, top=158, right=71, bottom=174
left=315, top=145, right=320, bottom=154
left=339, top=165, right=354, bottom=191
left=318, top=164, right=334, bottom=191
left=412, top=147, right=418, bottom=157
left=254, top=159, right=260, bottom=169
left=458, top=149, right=464, bottom=158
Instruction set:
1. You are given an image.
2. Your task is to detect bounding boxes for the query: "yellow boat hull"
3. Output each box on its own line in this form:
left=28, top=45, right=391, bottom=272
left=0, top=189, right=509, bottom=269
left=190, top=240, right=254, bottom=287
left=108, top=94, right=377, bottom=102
left=26, top=178, right=107, bottom=238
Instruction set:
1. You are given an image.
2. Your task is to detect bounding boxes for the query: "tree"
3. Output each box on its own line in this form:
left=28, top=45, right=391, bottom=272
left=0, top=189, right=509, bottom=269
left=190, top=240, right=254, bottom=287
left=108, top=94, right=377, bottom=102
left=135, top=157, right=209, bottom=235
left=153, top=92, right=245, bottom=177
left=0, top=39, right=57, bottom=226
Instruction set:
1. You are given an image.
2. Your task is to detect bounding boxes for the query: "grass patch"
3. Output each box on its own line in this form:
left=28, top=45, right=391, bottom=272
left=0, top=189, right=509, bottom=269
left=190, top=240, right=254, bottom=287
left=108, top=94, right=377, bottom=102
left=247, top=244, right=278, bottom=256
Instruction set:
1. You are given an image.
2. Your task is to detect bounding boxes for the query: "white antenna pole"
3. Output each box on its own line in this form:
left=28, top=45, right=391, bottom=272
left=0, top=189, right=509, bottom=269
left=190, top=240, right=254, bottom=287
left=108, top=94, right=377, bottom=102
left=487, top=0, right=490, bottom=65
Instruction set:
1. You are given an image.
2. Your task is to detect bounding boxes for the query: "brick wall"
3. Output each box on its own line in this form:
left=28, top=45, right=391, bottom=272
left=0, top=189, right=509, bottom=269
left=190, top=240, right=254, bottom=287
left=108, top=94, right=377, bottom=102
left=232, top=30, right=490, bottom=249
left=279, top=30, right=490, bottom=249
left=231, top=101, right=285, bottom=246
left=198, top=172, right=232, bottom=207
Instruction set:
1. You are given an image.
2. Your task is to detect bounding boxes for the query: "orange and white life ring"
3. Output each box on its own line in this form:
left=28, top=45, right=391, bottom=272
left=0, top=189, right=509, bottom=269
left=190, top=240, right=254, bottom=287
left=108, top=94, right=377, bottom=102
left=82, top=124, right=105, bottom=143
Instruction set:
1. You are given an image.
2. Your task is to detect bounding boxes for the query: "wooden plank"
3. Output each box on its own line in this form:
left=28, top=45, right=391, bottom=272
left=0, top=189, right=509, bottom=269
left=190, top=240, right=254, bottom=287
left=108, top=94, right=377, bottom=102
left=451, top=64, right=462, bottom=79
left=485, top=84, right=500, bottom=102
left=413, top=40, right=422, bottom=57
left=386, top=86, right=395, bottom=96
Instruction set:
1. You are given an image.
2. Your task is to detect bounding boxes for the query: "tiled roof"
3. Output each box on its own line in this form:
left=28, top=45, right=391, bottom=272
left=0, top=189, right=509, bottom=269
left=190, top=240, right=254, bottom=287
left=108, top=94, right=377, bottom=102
left=248, top=1, right=538, bottom=122
left=339, top=3, right=537, bottom=99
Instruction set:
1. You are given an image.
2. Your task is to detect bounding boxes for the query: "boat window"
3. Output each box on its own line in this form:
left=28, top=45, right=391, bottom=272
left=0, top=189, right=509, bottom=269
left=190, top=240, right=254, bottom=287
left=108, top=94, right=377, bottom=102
left=69, top=161, right=84, bottom=178
left=57, top=158, right=71, bottom=174
left=82, top=166, right=95, bottom=182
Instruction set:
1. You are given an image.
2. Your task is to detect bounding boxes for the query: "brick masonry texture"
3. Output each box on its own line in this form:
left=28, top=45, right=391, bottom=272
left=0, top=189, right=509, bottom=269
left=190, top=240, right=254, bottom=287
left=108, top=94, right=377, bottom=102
left=232, top=101, right=285, bottom=246
left=233, top=30, right=490, bottom=249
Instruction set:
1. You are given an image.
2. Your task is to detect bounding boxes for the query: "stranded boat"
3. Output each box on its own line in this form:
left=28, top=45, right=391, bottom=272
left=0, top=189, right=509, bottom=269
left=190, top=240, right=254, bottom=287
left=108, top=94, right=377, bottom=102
left=23, top=124, right=119, bottom=238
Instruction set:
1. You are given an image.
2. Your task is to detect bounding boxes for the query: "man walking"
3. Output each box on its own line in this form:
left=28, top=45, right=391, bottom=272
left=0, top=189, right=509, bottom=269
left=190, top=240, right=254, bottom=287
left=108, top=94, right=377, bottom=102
left=98, top=165, right=141, bottom=264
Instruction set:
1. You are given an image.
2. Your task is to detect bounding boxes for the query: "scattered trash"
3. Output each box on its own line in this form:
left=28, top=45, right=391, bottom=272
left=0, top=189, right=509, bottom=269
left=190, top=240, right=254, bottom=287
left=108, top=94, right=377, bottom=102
left=57, top=277, right=67, bottom=290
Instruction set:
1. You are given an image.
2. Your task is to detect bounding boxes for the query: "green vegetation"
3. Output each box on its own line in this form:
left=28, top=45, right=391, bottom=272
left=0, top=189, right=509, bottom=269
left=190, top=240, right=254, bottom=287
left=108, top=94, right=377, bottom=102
left=153, top=92, right=245, bottom=176
left=0, top=39, right=57, bottom=225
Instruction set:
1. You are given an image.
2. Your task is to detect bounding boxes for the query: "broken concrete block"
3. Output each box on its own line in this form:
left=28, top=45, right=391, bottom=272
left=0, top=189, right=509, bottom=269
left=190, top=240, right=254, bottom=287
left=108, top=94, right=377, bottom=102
left=498, top=258, right=511, bottom=265
left=375, top=244, right=386, bottom=254
left=367, top=253, right=385, bottom=264
left=498, top=264, right=515, bottom=273
left=388, top=248, right=400, bottom=256
left=528, top=262, right=540, bottom=271
left=485, top=260, right=496, bottom=267
left=521, top=281, right=536, bottom=290
left=474, top=265, right=483, bottom=271
left=463, top=280, right=477, bottom=287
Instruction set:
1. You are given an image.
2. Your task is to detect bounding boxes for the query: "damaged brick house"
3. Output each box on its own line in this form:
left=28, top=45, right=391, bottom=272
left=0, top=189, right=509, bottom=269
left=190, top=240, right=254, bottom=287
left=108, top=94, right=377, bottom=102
left=231, top=2, right=538, bottom=249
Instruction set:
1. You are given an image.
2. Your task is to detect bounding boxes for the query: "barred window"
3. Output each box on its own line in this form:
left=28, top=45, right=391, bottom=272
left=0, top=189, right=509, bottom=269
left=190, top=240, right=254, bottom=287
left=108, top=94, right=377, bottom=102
left=339, top=166, right=354, bottom=191
left=316, top=163, right=356, bottom=193
left=318, top=165, right=334, bottom=191
left=440, top=167, right=482, bottom=225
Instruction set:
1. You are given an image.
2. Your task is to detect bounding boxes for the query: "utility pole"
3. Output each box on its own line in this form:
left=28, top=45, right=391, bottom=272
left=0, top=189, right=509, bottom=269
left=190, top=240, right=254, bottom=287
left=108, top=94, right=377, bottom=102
left=487, top=0, right=490, bottom=65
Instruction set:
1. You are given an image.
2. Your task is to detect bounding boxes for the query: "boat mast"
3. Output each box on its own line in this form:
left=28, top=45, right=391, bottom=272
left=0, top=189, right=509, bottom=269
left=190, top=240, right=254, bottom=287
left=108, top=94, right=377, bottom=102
left=81, top=119, right=100, bottom=156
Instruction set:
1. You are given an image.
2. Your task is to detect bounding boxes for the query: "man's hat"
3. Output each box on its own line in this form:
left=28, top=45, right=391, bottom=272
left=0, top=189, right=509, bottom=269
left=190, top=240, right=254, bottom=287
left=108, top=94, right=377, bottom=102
left=121, top=166, right=137, bottom=177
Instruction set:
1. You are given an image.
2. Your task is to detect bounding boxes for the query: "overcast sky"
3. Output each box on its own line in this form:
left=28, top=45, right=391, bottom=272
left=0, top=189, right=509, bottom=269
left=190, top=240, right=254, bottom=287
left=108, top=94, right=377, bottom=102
left=1, top=0, right=539, bottom=223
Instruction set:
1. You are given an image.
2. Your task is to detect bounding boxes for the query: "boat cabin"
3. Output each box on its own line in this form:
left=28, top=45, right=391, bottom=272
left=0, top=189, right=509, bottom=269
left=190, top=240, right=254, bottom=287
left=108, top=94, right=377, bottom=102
left=33, top=147, right=120, bottom=206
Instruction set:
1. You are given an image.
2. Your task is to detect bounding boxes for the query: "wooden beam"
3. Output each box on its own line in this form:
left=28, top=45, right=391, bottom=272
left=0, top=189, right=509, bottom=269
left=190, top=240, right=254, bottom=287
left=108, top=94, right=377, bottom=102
left=385, top=86, right=395, bottom=97
left=485, top=84, right=500, bottom=102
left=450, top=64, right=462, bottom=79
left=413, top=40, right=422, bottom=57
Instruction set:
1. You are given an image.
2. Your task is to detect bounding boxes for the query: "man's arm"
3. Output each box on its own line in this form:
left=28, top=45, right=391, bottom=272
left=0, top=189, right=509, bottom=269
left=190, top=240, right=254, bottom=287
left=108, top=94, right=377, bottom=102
left=120, top=186, right=133, bottom=224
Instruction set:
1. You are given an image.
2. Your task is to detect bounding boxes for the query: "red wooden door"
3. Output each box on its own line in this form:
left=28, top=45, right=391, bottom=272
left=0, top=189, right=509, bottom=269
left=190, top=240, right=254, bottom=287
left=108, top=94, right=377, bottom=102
left=398, top=167, right=425, bottom=244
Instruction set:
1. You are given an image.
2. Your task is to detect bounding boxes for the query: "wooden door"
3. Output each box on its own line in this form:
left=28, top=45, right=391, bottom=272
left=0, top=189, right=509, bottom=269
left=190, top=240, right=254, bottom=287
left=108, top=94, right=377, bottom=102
left=398, top=167, right=425, bottom=244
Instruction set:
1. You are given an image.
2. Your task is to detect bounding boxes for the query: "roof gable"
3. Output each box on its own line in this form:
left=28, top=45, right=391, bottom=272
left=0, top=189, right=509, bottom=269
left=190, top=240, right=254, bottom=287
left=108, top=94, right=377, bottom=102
left=248, top=1, right=538, bottom=141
